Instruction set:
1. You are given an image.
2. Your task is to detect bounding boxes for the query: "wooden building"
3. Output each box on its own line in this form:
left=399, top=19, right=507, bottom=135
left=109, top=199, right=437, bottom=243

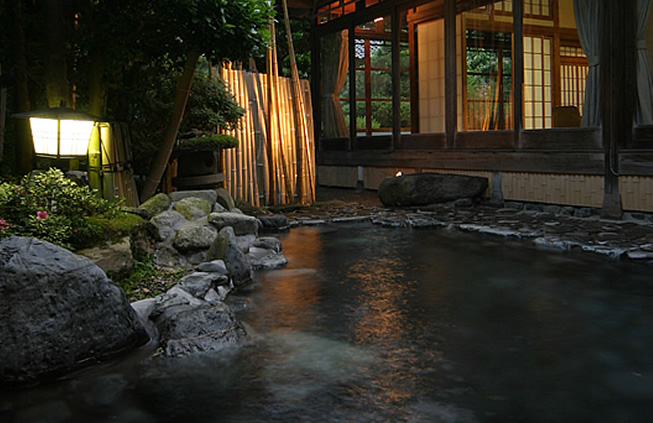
left=299, top=0, right=653, bottom=216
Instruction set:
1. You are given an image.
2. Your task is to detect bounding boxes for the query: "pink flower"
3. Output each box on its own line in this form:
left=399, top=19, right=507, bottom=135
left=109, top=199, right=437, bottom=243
left=36, top=211, right=48, bottom=220
left=0, top=218, right=9, bottom=230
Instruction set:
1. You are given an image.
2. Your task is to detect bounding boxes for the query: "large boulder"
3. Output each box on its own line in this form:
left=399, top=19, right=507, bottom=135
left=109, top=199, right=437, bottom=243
left=378, top=172, right=488, bottom=207
left=0, top=237, right=148, bottom=387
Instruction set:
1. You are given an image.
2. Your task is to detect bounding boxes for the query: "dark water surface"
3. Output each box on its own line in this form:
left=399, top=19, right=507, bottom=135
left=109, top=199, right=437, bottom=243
left=3, top=223, right=653, bottom=422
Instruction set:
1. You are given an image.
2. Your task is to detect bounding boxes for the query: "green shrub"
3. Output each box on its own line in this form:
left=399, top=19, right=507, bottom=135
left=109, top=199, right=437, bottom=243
left=0, top=168, right=120, bottom=249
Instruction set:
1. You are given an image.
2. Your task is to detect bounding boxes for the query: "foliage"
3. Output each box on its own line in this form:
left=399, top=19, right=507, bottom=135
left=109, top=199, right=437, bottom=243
left=128, top=61, right=245, bottom=175
left=114, top=255, right=186, bottom=301
left=81, top=212, right=146, bottom=247
left=174, top=134, right=239, bottom=153
left=0, top=168, right=120, bottom=249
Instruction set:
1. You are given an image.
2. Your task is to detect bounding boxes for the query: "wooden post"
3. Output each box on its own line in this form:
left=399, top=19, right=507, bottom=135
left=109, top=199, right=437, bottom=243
left=444, top=0, right=457, bottom=148
left=513, top=0, right=524, bottom=148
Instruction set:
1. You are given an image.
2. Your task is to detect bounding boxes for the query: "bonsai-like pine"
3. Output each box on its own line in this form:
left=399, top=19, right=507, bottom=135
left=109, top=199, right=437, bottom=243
left=174, top=133, right=238, bottom=154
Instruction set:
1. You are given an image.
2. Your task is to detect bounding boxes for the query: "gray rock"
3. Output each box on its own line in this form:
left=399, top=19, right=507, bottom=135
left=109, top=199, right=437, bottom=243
left=148, top=210, right=186, bottom=242
left=257, top=215, right=291, bottom=232
left=0, top=237, right=148, bottom=387
left=151, top=286, right=204, bottom=322
left=237, top=234, right=257, bottom=252
left=177, top=272, right=227, bottom=299
left=173, top=197, right=211, bottom=221
left=248, top=252, right=289, bottom=270
left=196, top=259, right=229, bottom=275
left=169, top=190, right=217, bottom=206
left=77, top=236, right=134, bottom=279
left=254, top=236, right=283, bottom=253
left=213, top=202, right=227, bottom=213
left=138, top=193, right=172, bottom=219
left=378, top=173, right=488, bottom=207
left=208, top=212, right=258, bottom=236
left=156, top=302, right=247, bottom=357
left=172, top=223, right=217, bottom=252
left=215, top=187, right=236, bottom=211
left=206, top=226, right=252, bottom=288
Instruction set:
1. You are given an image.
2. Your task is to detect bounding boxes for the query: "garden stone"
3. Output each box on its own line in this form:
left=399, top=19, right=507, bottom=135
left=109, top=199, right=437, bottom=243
left=378, top=172, right=488, bottom=207
left=155, top=302, right=247, bottom=357
left=215, top=187, right=235, bottom=211
left=237, top=234, right=257, bottom=252
left=77, top=236, right=134, bottom=279
left=254, top=236, right=282, bottom=253
left=172, top=222, right=217, bottom=252
left=169, top=190, right=217, bottom=206
left=148, top=210, right=186, bottom=242
left=176, top=272, right=226, bottom=299
left=173, top=197, right=211, bottom=221
left=0, top=237, right=148, bottom=387
left=150, top=286, right=204, bottom=322
left=138, top=193, right=172, bottom=219
left=213, top=202, right=226, bottom=213
left=206, top=226, right=252, bottom=288
left=209, top=212, right=258, bottom=236
left=247, top=249, right=289, bottom=270
left=196, top=259, right=229, bottom=275
left=257, top=215, right=290, bottom=232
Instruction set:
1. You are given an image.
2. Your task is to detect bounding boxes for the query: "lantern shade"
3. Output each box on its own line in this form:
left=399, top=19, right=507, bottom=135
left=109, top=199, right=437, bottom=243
left=29, top=118, right=95, bottom=157
left=12, top=107, right=106, bottom=158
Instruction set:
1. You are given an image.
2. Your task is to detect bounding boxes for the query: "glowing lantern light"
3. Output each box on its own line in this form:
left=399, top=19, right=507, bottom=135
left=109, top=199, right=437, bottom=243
left=13, top=107, right=103, bottom=159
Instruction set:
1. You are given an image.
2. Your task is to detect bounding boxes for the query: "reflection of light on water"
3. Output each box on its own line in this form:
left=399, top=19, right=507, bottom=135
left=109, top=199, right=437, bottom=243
left=348, top=256, right=409, bottom=345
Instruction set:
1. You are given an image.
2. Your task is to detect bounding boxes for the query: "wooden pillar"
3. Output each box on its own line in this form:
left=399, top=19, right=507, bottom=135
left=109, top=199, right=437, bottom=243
left=444, top=0, right=456, bottom=148
left=391, top=7, right=400, bottom=150
left=601, top=0, right=635, bottom=219
left=513, top=0, right=524, bottom=148
left=348, top=24, right=357, bottom=150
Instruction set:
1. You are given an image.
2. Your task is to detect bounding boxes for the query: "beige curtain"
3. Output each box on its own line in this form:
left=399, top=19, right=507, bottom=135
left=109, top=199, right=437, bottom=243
left=635, top=0, right=653, bottom=125
left=321, top=30, right=349, bottom=138
left=574, top=0, right=600, bottom=127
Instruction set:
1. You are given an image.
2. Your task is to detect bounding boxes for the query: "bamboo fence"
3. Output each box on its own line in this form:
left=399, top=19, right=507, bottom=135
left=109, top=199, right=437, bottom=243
left=220, top=64, right=315, bottom=207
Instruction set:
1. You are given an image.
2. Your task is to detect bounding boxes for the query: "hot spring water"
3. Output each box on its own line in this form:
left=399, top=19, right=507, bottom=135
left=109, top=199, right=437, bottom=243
left=2, top=222, right=653, bottom=422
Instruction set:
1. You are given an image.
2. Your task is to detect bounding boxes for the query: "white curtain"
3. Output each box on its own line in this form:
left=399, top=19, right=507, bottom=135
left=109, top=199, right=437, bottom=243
left=321, top=30, right=349, bottom=138
left=635, top=0, right=653, bottom=125
left=574, top=0, right=601, bottom=127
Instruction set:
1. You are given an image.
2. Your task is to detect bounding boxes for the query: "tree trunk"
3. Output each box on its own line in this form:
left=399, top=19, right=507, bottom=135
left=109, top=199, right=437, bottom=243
left=88, top=50, right=106, bottom=117
left=140, top=50, right=201, bottom=202
left=12, top=0, right=33, bottom=173
left=44, top=0, right=69, bottom=107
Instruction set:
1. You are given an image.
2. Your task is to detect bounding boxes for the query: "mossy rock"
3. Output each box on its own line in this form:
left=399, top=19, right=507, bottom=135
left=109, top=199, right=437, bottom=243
left=138, top=193, right=172, bottom=218
left=173, top=197, right=212, bottom=221
left=174, top=134, right=238, bottom=153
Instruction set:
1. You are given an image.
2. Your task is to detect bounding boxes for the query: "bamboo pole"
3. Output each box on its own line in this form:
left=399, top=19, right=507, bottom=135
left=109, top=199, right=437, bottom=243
left=281, top=0, right=314, bottom=204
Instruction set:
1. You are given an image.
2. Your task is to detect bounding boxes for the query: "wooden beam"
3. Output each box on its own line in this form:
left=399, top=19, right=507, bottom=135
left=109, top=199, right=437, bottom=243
left=318, top=149, right=606, bottom=174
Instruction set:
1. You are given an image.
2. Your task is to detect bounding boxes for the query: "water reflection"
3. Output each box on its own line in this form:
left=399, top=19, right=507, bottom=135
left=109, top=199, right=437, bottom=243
left=3, top=224, right=653, bottom=423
